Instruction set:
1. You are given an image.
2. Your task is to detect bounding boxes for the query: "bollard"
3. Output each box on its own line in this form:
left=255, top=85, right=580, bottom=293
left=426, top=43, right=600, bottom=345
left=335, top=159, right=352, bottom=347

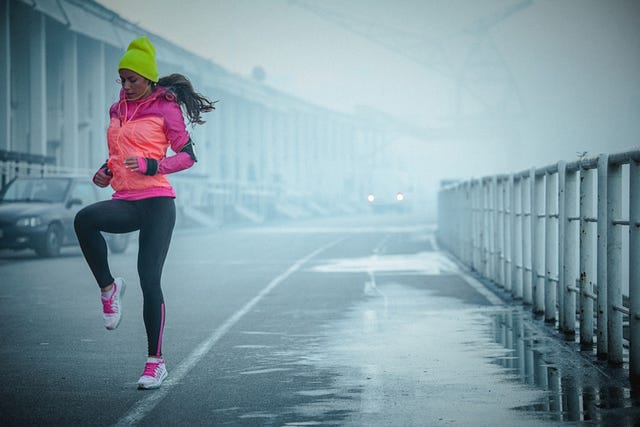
left=630, top=159, right=640, bottom=382
left=597, top=154, right=609, bottom=358
left=607, top=162, right=623, bottom=365
left=545, top=171, right=558, bottom=323
left=579, top=168, right=595, bottom=348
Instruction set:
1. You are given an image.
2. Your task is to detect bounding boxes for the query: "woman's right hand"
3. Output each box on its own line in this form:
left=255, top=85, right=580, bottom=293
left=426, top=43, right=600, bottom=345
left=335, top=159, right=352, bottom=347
left=92, top=167, right=112, bottom=188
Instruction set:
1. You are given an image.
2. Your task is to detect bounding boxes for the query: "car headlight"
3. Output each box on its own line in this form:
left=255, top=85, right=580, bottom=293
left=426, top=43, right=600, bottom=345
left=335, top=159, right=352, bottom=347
left=367, top=194, right=375, bottom=203
left=16, top=216, right=42, bottom=227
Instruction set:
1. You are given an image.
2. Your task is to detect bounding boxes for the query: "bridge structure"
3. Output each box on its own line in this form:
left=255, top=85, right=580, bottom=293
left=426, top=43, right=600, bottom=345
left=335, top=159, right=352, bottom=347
left=438, top=148, right=640, bottom=385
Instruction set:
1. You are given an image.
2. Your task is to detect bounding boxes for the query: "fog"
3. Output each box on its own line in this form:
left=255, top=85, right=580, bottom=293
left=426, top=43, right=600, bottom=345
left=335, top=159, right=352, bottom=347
left=99, top=0, right=639, bottom=186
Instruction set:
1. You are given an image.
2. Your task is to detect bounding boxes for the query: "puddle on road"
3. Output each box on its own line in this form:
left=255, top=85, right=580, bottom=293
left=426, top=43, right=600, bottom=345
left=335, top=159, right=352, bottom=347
left=310, top=252, right=458, bottom=275
left=293, top=283, right=549, bottom=426
left=489, top=308, right=640, bottom=424
left=290, top=253, right=640, bottom=426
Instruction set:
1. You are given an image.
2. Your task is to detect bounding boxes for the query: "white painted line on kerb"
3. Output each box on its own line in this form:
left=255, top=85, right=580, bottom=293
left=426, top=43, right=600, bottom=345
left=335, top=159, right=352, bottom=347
left=432, top=235, right=503, bottom=306
left=114, top=237, right=345, bottom=426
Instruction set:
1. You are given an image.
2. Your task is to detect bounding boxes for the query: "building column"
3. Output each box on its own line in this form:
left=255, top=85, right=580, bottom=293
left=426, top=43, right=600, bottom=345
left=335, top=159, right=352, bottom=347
left=94, top=42, right=106, bottom=164
left=0, top=0, right=9, bottom=151
left=29, top=12, right=46, bottom=155
left=62, top=32, right=78, bottom=168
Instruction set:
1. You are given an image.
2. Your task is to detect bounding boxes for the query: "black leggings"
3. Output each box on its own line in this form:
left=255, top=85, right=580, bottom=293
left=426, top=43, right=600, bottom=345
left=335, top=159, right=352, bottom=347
left=74, top=197, right=176, bottom=357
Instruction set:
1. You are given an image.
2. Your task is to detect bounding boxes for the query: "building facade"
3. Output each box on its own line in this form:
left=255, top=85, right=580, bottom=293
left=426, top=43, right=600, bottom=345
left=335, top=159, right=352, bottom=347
left=1, top=0, right=399, bottom=223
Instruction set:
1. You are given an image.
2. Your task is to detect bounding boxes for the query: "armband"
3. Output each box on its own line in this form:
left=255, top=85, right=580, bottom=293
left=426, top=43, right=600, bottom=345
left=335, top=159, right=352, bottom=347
left=179, top=139, right=197, bottom=162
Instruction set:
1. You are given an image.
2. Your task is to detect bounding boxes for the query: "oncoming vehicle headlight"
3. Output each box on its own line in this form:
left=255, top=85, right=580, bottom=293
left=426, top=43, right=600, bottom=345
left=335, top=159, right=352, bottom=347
left=396, top=192, right=404, bottom=202
left=367, top=193, right=375, bottom=203
left=16, top=216, right=42, bottom=227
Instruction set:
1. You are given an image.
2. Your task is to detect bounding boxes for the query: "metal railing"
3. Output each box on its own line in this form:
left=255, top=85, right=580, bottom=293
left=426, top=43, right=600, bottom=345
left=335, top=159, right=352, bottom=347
left=437, top=149, right=640, bottom=384
left=0, top=150, right=58, bottom=190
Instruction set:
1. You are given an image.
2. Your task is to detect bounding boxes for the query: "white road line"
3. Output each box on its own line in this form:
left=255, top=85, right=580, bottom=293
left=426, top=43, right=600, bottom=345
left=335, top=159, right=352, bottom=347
left=430, top=233, right=502, bottom=305
left=114, top=237, right=345, bottom=426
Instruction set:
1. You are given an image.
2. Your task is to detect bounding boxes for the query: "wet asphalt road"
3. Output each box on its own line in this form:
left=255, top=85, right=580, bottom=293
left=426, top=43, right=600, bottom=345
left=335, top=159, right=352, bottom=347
left=1, top=213, right=639, bottom=426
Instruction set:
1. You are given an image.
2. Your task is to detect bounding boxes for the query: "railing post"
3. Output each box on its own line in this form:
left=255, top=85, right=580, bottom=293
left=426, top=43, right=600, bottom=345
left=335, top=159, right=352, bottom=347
left=533, top=171, right=545, bottom=314
left=500, top=178, right=509, bottom=290
left=464, top=182, right=473, bottom=266
left=483, top=180, right=489, bottom=276
left=510, top=175, right=519, bottom=298
left=563, top=165, right=578, bottom=336
left=453, top=185, right=461, bottom=257
left=505, top=176, right=513, bottom=294
left=558, top=161, right=567, bottom=330
left=580, top=167, right=595, bottom=348
left=463, top=183, right=470, bottom=264
left=629, top=158, right=640, bottom=382
left=545, top=171, right=558, bottom=323
left=471, top=180, right=480, bottom=272
left=523, top=171, right=532, bottom=304
left=607, top=161, right=623, bottom=365
left=463, top=184, right=469, bottom=261
left=492, top=177, right=500, bottom=284
left=475, top=179, right=483, bottom=273
left=597, top=154, right=609, bottom=359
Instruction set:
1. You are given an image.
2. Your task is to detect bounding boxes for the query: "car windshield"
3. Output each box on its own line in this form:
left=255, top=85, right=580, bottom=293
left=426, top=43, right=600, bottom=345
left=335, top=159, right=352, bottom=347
left=1, top=178, right=70, bottom=203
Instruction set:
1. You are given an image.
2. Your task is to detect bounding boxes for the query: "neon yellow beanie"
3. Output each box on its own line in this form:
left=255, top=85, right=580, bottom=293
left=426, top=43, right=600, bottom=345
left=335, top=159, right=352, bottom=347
left=118, top=36, right=159, bottom=82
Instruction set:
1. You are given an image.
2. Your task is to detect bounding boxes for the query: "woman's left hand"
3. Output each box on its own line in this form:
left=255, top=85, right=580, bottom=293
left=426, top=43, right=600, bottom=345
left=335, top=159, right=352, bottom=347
left=124, top=156, right=146, bottom=174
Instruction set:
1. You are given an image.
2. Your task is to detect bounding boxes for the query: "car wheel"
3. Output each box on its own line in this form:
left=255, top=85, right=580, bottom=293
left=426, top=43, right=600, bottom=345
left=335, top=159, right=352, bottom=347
left=35, top=224, right=62, bottom=257
left=106, top=233, right=129, bottom=254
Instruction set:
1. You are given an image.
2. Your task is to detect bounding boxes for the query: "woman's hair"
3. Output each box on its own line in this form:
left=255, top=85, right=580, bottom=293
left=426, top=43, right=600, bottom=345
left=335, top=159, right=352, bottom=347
left=156, top=74, right=216, bottom=125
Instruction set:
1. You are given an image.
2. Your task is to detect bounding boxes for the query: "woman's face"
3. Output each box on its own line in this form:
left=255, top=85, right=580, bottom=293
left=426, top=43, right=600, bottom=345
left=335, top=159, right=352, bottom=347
left=119, top=69, right=151, bottom=100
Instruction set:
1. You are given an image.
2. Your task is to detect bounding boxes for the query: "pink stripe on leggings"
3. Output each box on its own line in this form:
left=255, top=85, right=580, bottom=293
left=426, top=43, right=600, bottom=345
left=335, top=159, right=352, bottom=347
left=156, top=303, right=165, bottom=356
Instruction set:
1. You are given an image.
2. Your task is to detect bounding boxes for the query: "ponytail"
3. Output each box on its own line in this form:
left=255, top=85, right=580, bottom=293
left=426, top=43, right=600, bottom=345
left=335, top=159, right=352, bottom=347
left=157, top=74, right=216, bottom=125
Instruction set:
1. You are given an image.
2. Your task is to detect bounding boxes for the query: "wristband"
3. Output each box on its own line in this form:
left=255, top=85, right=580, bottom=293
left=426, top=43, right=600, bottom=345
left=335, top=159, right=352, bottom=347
left=144, top=158, right=158, bottom=176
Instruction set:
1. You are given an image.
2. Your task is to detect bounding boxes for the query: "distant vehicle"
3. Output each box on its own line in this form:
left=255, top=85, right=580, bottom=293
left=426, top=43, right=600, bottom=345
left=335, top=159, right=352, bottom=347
left=0, top=176, right=129, bottom=257
left=365, top=168, right=412, bottom=213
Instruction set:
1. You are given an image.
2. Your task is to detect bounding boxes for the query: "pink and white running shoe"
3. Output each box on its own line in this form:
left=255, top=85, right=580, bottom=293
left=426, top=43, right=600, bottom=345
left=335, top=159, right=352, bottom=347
left=137, top=358, right=168, bottom=390
left=101, top=277, right=125, bottom=330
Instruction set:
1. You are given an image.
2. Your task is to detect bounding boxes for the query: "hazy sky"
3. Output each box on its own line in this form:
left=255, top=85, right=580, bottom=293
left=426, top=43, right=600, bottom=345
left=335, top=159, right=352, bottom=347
left=97, top=0, right=640, bottom=176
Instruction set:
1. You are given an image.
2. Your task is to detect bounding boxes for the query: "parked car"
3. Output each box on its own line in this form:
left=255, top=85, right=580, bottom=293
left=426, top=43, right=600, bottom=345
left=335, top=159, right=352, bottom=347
left=0, top=175, right=130, bottom=257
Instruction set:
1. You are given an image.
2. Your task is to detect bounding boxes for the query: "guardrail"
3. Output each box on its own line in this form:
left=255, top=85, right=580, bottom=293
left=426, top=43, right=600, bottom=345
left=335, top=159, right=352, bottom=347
left=437, top=149, right=640, bottom=384
left=0, top=150, right=57, bottom=190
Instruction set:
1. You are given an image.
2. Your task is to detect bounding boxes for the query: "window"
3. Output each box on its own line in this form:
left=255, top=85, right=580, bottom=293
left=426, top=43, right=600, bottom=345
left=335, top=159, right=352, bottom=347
left=71, top=181, right=98, bottom=205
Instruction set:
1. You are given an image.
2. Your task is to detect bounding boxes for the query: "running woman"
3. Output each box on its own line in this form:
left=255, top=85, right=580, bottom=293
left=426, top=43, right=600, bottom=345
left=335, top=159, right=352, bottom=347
left=74, top=36, right=215, bottom=389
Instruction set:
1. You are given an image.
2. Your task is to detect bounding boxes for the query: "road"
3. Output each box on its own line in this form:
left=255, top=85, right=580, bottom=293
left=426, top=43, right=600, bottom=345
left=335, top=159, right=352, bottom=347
left=0, top=214, right=637, bottom=426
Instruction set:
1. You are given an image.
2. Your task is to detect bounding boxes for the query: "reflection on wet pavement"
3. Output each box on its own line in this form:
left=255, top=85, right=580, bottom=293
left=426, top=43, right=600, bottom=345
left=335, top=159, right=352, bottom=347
left=296, top=282, right=551, bottom=426
left=490, top=308, right=640, bottom=424
left=226, top=242, right=640, bottom=425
